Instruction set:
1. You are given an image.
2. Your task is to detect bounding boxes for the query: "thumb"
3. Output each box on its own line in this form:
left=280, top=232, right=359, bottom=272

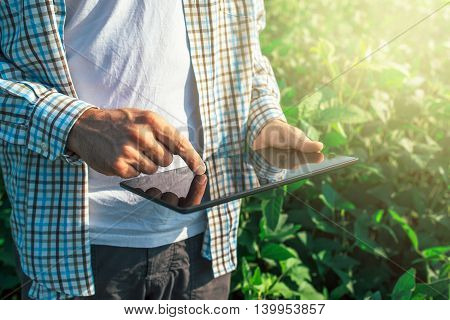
left=296, top=136, right=324, bottom=152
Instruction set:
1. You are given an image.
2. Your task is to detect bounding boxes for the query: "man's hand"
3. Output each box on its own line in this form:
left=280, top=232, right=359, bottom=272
left=256, top=148, right=324, bottom=170
left=67, top=108, right=206, bottom=178
left=253, top=119, right=324, bottom=152
left=144, top=174, right=207, bottom=208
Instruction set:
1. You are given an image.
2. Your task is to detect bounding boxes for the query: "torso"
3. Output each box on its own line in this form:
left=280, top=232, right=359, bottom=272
left=64, top=0, right=206, bottom=247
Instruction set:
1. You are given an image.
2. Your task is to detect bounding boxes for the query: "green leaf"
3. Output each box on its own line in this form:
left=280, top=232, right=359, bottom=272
left=270, top=281, right=294, bottom=299
left=312, top=105, right=371, bottom=125
left=391, top=268, right=416, bottom=300
left=370, top=91, right=392, bottom=123
left=367, top=183, right=394, bottom=204
left=330, top=254, right=359, bottom=270
left=261, top=243, right=298, bottom=261
left=280, top=257, right=300, bottom=272
left=412, top=279, right=449, bottom=300
left=258, top=215, right=269, bottom=241
left=264, top=221, right=301, bottom=242
left=297, top=281, right=325, bottom=300
left=251, top=267, right=262, bottom=286
left=398, top=138, right=414, bottom=153
left=242, top=201, right=262, bottom=212
left=239, top=229, right=258, bottom=255
left=421, top=246, right=450, bottom=259
left=322, top=130, right=347, bottom=148
left=298, top=91, right=322, bottom=118
left=388, top=209, right=419, bottom=251
left=289, top=265, right=312, bottom=284
left=354, top=214, right=388, bottom=258
left=376, top=64, right=408, bottom=89
left=281, top=86, right=296, bottom=106
left=319, top=183, right=338, bottom=210
left=282, top=105, right=300, bottom=124
left=299, top=119, right=320, bottom=141
left=241, top=257, right=250, bottom=281
left=374, top=209, right=384, bottom=223
left=330, top=282, right=352, bottom=299
left=286, top=179, right=308, bottom=193
left=263, top=196, right=284, bottom=230
left=310, top=215, right=341, bottom=235
left=367, top=291, right=382, bottom=300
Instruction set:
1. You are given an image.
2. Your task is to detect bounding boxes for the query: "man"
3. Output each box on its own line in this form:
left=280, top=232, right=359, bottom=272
left=0, top=0, right=323, bottom=299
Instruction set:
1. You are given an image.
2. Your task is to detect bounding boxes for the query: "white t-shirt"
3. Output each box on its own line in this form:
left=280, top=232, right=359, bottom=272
left=64, top=0, right=206, bottom=247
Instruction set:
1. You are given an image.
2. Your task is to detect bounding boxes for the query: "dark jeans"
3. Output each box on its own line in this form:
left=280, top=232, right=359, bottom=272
left=15, top=233, right=231, bottom=299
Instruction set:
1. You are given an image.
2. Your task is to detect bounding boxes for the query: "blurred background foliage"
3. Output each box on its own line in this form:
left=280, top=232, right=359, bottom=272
left=230, top=0, right=449, bottom=300
left=1, top=0, right=449, bottom=299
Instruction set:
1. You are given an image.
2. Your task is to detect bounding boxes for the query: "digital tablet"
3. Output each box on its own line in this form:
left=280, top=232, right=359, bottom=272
left=120, top=148, right=358, bottom=213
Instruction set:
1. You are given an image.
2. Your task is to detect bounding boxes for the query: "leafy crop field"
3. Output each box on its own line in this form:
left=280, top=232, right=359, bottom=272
left=230, top=0, right=449, bottom=300
left=0, top=0, right=449, bottom=299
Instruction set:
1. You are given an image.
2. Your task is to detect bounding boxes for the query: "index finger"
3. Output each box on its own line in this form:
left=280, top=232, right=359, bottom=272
left=152, top=118, right=206, bottom=175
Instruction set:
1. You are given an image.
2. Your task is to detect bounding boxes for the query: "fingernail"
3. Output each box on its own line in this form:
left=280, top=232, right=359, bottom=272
left=195, top=163, right=207, bottom=175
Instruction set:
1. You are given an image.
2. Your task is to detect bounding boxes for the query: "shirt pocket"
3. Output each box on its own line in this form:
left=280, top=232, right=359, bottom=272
left=218, top=0, right=255, bottom=20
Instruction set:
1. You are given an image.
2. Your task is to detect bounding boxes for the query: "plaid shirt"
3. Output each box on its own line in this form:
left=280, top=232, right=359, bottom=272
left=0, top=0, right=285, bottom=299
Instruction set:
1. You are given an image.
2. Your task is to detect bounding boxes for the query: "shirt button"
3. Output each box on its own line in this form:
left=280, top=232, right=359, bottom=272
left=41, top=143, right=48, bottom=152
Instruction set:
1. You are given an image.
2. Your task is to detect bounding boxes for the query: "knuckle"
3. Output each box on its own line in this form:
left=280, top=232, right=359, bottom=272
left=127, top=126, right=141, bottom=141
left=122, top=172, right=136, bottom=179
left=117, top=108, right=134, bottom=122
left=142, top=162, right=158, bottom=174
left=147, top=165, right=158, bottom=174
left=144, top=111, right=158, bottom=125
left=175, top=137, right=188, bottom=153
left=162, top=153, right=173, bottom=166
left=118, top=172, right=129, bottom=179
left=117, top=171, right=129, bottom=179
left=185, top=159, right=197, bottom=170
left=130, top=171, right=140, bottom=178
left=110, top=158, right=122, bottom=172
left=111, top=159, right=129, bottom=177
left=121, top=168, right=139, bottom=179
left=119, top=145, right=134, bottom=158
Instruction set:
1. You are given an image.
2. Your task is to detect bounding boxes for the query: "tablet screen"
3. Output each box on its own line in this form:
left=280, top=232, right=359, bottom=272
left=120, top=148, right=358, bottom=213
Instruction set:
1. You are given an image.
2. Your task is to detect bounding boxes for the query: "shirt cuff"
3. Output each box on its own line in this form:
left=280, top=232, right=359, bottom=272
left=27, top=90, right=96, bottom=164
left=247, top=98, right=287, bottom=151
left=249, top=148, right=287, bottom=182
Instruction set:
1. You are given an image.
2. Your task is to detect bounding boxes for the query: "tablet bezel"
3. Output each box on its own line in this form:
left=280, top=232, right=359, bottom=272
left=119, top=154, right=358, bottom=213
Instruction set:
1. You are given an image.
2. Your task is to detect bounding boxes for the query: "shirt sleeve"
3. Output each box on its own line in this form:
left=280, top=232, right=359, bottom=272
left=249, top=149, right=287, bottom=183
left=0, top=57, right=96, bottom=165
left=246, top=0, right=287, bottom=150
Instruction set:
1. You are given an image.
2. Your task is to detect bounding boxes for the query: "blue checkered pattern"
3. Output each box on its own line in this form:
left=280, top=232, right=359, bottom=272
left=0, top=0, right=286, bottom=299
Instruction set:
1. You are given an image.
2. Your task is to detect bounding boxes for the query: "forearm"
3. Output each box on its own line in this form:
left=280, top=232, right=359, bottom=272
left=246, top=0, right=287, bottom=150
